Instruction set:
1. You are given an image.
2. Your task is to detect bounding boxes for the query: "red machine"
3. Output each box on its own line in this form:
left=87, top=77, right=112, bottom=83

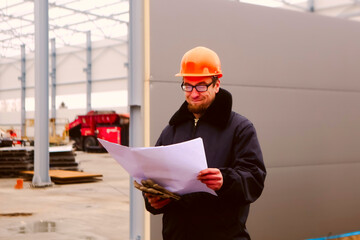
left=68, top=111, right=129, bottom=151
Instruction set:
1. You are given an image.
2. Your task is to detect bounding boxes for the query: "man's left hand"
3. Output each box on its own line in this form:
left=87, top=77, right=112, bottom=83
left=145, top=193, right=172, bottom=209
left=197, top=168, right=223, bottom=191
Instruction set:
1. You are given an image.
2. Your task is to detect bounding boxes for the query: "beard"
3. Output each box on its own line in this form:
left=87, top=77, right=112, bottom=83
left=187, top=103, right=208, bottom=115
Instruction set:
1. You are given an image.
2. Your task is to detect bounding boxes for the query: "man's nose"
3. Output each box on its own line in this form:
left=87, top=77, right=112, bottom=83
left=190, top=88, right=200, bottom=97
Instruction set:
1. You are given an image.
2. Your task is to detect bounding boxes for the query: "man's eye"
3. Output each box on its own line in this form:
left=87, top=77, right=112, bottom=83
left=196, top=86, right=207, bottom=90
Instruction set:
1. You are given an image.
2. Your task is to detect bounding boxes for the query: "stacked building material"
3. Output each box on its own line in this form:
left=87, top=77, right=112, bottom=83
left=49, top=146, right=78, bottom=171
left=0, top=145, right=78, bottom=178
left=22, top=169, right=103, bottom=184
left=0, top=147, right=34, bottom=178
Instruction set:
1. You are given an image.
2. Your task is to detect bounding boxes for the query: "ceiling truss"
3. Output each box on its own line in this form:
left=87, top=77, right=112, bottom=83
left=0, top=0, right=129, bottom=60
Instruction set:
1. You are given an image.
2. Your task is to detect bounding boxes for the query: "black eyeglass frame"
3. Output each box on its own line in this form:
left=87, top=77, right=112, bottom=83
left=181, top=78, right=218, bottom=92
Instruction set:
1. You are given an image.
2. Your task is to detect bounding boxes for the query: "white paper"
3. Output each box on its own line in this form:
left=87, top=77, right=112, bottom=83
left=98, top=138, right=216, bottom=196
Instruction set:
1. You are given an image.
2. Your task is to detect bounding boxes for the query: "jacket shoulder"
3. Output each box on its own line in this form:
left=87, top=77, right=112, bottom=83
left=229, top=112, right=253, bottom=129
left=156, top=124, right=174, bottom=146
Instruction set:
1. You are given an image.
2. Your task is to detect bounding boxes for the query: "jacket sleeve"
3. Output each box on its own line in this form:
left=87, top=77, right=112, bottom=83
left=217, top=122, right=266, bottom=204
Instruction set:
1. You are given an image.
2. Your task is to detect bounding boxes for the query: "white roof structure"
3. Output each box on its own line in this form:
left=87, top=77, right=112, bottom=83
left=0, top=0, right=129, bottom=59
left=1, top=0, right=360, bottom=60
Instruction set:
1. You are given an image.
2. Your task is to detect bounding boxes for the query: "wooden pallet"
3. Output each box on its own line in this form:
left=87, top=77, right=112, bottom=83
left=21, top=170, right=103, bottom=184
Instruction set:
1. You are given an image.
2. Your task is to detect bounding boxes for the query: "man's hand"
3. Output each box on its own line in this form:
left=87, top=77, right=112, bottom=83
left=145, top=193, right=172, bottom=209
left=197, top=168, right=223, bottom=191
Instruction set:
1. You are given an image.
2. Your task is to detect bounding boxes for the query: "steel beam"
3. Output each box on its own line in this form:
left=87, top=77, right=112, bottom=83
left=48, top=2, right=128, bottom=24
left=51, top=38, right=56, bottom=120
left=84, top=31, right=92, bottom=113
left=0, top=76, right=128, bottom=93
left=0, top=6, right=129, bottom=49
left=18, top=44, right=26, bottom=138
left=129, top=0, right=146, bottom=239
left=32, top=0, right=51, bottom=187
left=308, top=0, right=315, bottom=12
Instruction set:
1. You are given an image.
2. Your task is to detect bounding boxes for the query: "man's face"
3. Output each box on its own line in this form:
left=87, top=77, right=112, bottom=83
left=183, top=76, right=220, bottom=116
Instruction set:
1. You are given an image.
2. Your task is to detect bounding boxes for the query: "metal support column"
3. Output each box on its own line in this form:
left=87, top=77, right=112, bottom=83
left=32, top=0, right=51, bottom=187
left=84, top=31, right=92, bottom=113
left=50, top=38, right=56, bottom=120
left=19, top=44, right=26, bottom=138
left=129, top=0, right=145, bottom=239
left=308, top=0, right=315, bottom=12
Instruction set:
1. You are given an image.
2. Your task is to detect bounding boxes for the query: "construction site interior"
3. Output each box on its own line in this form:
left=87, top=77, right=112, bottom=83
left=1, top=1, right=360, bottom=240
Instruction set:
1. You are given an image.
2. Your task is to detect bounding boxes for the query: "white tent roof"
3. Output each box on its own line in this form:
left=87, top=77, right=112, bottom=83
left=0, top=0, right=128, bottom=59
left=1, top=0, right=360, bottom=59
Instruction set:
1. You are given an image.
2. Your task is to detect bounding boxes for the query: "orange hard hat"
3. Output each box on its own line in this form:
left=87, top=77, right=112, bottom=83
left=175, top=46, right=223, bottom=78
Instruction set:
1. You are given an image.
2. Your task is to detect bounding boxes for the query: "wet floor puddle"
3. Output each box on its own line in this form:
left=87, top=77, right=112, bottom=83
left=3, top=215, right=99, bottom=239
left=13, top=221, right=98, bottom=239
left=1, top=213, right=56, bottom=233
left=16, top=220, right=57, bottom=234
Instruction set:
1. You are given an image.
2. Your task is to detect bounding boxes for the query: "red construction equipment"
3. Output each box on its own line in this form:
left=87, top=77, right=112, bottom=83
left=68, top=111, right=129, bottom=151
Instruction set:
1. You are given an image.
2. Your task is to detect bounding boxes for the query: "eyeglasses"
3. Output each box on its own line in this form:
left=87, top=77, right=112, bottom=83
left=181, top=82, right=214, bottom=92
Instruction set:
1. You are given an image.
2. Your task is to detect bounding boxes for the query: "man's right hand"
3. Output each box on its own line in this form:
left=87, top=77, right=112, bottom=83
left=145, top=193, right=172, bottom=209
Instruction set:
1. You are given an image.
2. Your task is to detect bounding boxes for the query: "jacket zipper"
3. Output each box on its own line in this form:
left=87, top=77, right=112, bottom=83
left=192, top=118, right=199, bottom=138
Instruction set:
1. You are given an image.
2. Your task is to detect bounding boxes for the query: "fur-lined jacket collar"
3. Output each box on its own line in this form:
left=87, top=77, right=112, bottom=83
left=169, top=88, right=233, bottom=129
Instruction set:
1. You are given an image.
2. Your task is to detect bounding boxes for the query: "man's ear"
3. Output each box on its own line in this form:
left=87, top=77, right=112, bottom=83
left=215, top=80, right=220, bottom=93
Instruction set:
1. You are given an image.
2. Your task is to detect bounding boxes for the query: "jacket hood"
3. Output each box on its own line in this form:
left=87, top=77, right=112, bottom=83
left=169, top=88, right=233, bottom=129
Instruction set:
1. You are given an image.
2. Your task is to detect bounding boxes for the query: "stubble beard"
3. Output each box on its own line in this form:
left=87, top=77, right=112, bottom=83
left=187, top=103, right=207, bottom=115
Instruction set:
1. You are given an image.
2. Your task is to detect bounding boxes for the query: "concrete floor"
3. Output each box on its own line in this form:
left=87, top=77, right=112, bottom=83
left=0, top=151, right=130, bottom=240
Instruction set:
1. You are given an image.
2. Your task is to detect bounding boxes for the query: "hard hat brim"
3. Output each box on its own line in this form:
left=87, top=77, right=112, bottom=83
left=175, top=73, right=223, bottom=78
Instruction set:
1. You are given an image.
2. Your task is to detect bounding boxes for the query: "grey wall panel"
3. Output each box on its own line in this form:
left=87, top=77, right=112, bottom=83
left=229, top=85, right=360, bottom=168
left=150, top=0, right=360, bottom=91
left=149, top=0, right=360, bottom=239
left=149, top=81, right=183, bottom=145
left=247, top=163, right=360, bottom=240
left=150, top=82, right=360, bottom=168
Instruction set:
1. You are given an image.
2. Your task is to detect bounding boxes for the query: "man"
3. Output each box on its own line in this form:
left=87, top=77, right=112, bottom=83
left=144, top=46, right=266, bottom=240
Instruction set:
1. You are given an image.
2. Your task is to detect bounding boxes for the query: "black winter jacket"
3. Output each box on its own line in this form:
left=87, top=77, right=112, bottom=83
left=145, top=88, right=266, bottom=240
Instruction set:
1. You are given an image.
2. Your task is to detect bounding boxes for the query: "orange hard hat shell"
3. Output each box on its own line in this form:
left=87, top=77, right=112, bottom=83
left=175, top=46, right=223, bottom=78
